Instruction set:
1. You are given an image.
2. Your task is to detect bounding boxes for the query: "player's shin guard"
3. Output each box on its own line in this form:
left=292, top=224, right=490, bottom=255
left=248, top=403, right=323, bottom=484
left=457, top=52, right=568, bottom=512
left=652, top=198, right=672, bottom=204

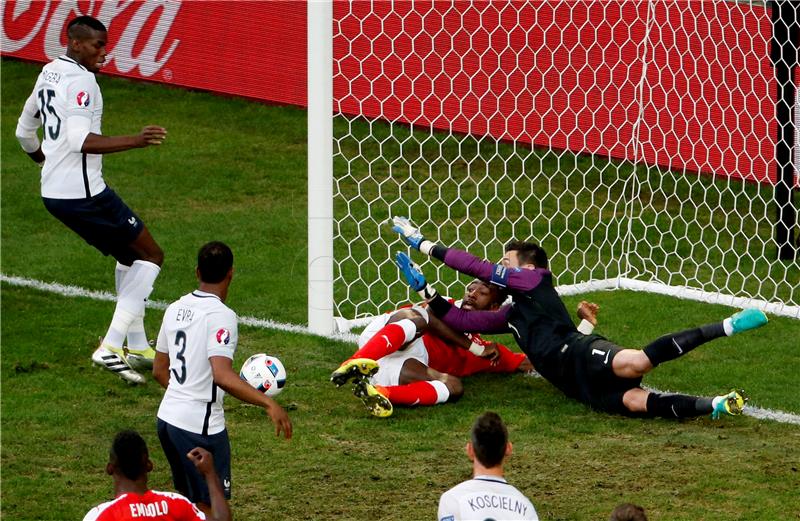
left=380, top=380, right=450, bottom=406
left=645, top=392, right=713, bottom=419
left=348, top=320, right=418, bottom=361
left=103, top=260, right=160, bottom=348
left=642, top=323, right=726, bottom=367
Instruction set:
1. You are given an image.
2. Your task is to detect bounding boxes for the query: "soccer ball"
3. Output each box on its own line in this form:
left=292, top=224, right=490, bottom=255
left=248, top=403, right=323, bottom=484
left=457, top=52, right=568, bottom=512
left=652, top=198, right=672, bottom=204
left=239, top=354, right=286, bottom=397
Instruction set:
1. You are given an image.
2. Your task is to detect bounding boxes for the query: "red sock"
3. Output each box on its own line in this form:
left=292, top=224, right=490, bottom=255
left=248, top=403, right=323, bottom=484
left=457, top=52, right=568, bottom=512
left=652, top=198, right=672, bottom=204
left=378, top=381, right=447, bottom=406
left=349, top=323, right=410, bottom=361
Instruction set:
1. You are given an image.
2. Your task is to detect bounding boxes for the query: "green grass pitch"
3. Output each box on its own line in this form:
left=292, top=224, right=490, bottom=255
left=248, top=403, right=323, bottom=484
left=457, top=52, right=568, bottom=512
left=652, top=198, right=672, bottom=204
left=2, top=59, right=799, bottom=520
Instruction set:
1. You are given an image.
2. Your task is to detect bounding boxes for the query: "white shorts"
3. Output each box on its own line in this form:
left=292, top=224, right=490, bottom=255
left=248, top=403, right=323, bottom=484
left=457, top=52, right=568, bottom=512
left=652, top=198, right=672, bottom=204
left=358, top=314, right=429, bottom=387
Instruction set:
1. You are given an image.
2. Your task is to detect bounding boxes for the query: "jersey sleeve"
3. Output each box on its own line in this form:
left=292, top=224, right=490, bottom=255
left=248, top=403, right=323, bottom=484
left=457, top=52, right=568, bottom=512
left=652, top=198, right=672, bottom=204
left=440, top=248, right=547, bottom=292
left=81, top=506, right=100, bottom=521
left=155, top=320, right=169, bottom=354
left=16, top=90, right=43, bottom=153
left=443, top=306, right=511, bottom=334
left=437, top=490, right=460, bottom=521
left=206, top=309, right=238, bottom=359
left=64, top=73, right=98, bottom=119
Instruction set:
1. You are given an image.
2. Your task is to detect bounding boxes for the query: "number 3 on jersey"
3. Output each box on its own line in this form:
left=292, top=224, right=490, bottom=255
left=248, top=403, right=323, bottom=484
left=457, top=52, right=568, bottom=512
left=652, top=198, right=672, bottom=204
left=37, top=88, right=61, bottom=140
left=172, top=330, right=188, bottom=384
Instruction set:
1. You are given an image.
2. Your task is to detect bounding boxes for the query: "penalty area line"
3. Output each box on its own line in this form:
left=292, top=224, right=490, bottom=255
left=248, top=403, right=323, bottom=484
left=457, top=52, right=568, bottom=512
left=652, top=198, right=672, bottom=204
left=2, top=273, right=798, bottom=425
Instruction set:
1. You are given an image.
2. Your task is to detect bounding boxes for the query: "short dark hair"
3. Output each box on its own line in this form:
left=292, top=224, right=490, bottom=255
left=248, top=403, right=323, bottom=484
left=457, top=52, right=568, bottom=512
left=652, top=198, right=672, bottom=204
left=470, top=412, right=508, bottom=468
left=67, top=15, right=107, bottom=40
left=198, top=241, right=233, bottom=283
left=505, top=240, right=548, bottom=269
left=110, top=430, right=149, bottom=481
left=609, top=503, right=648, bottom=521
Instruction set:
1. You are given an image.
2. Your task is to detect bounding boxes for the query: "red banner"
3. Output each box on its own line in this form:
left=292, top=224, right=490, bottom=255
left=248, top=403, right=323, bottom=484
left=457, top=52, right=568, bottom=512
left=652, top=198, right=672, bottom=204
left=2, top=0, right=307, bottom=106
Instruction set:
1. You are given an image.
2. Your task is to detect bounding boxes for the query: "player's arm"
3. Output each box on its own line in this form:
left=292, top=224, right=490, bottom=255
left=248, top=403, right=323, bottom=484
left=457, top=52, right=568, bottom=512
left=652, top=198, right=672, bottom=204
left=391, top=216, right=545, bottom=291
left=152, top=323, right=170, bottom=388
left=395, top=251, right=510, bottom=335
left=208, top=356, right=292, bottom=440
left=78, top=125, right=167, bottom=154
left=186, top=447, right=232, bottom=521
left=15, top=91, right=45, bottom=165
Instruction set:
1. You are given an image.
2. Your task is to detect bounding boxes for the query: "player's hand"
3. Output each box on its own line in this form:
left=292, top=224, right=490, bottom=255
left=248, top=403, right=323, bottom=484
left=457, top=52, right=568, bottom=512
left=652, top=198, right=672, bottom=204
left=480, top=341, right=501, bottom=364
left=395, top=252, right=427, bottom=291
left=265, top=403, right=293, bottom=440
left=577, top=300, right=599, bottom=326
left=138, top=125, right=167, bottom=147
left=391, top=216, right=426, bottom=250
left=186, top=447, right=216, bottom=476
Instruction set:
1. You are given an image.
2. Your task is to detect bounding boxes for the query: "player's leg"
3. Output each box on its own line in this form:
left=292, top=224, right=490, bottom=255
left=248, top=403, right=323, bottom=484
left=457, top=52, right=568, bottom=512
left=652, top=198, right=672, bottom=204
left=376, top=358, right=463, bottom=405
left=101, top=225, right=162, bottom=363
left=113, top=261, right=151, bottom=370
left=612, top=308, right=768, bottom=378
left=621, top=387, right=748, bottom=420
left=331, top=306, right=429, bottom=386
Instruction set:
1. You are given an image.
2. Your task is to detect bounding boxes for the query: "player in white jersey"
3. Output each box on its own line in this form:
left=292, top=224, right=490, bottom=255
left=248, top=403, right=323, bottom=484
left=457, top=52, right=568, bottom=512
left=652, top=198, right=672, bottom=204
left=154, top=242, right=292, bottom=516
left=14, top=15, right=168, bottom=384
left=438, top=412, right=538, bottom=521
left=83, top=430, right=231, bottom=521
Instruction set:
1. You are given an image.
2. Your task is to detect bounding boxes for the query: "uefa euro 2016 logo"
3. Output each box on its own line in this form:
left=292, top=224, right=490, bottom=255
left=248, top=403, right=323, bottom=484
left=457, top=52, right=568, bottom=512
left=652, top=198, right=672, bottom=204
left=215, top=328, right=230, bottom=345
left=76, top=91, right=90, bottom=107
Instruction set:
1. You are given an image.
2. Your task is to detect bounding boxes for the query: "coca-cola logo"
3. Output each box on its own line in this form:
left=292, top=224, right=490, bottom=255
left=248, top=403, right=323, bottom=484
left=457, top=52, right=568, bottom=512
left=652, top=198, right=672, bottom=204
left=2, top=0, right=181, bottom=78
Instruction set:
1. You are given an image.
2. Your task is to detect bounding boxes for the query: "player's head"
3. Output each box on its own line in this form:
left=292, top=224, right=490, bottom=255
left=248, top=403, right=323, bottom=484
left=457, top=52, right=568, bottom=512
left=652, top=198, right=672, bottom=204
left=197, top=241, right=234, bottom=284
left=107, top=430, right=152, bottom=482
left=467, top=411, right=511, bottom=470
left=609, top=503, right=648, bottom=521
left=502, top=240, right=548, bottom=269
left=66, top=16, right=108, bottom=73
left=461, top=280, right=506, bottom=311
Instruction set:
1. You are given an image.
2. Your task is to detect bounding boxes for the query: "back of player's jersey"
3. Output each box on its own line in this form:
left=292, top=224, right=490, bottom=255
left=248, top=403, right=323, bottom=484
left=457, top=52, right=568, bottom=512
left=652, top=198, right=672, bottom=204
left=29, top=56, right=105, bottom=199
left=156, top=292, right=238, bottom=436
left=438, top=477, right=538, bottom=521
left=82, top=490, right=206, bottom=521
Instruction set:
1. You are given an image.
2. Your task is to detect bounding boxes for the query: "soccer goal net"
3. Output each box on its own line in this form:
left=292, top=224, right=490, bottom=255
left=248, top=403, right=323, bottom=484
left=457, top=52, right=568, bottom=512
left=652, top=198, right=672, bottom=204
left=308, top=0, right=799, bottom=332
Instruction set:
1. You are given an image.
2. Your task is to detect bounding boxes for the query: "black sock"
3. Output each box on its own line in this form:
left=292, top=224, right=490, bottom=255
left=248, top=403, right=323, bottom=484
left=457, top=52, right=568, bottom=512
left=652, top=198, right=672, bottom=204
left=645, top=392, right=714, bottom=419
left=642, top=323, right=726, bottom=367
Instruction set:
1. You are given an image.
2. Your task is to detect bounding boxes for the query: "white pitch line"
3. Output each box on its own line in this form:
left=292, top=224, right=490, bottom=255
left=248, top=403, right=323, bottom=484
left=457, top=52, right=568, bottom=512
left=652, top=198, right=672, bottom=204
left=2, top=273, right=798, bottom=425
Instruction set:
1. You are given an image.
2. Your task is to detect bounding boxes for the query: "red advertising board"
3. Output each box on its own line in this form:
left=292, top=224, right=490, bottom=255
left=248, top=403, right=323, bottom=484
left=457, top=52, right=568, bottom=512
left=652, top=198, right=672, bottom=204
left=3, top=0, right=793, bottom=185
left=1, top=0, right=307, bottom=106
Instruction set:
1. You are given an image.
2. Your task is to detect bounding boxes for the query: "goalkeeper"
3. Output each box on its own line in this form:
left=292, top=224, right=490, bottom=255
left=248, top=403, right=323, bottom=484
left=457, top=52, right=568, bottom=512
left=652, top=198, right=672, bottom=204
left=330, top=253, right=599, bottom=418
left=390, top=216, right=768, bottom=420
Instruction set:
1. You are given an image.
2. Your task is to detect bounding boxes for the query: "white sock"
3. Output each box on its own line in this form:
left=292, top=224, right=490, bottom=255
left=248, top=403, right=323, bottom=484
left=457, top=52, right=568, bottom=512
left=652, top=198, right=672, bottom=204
left=722, top=318, right=734, bottom=336
left=115, top=262, right=130, bottom=294
left=126, top=316, right=149, bottom=351
left=429, top=380, right=450, bottom=404
left=104, top=260, right=160, bottom=349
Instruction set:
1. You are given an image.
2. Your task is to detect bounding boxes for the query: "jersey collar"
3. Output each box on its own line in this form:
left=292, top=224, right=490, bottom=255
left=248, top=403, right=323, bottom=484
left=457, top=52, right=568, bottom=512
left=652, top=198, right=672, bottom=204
left=473, top=475, right=508, bottom=484
left=57, top=55, right=87, bottom=71
left=191, top=290, right=222, bottom=301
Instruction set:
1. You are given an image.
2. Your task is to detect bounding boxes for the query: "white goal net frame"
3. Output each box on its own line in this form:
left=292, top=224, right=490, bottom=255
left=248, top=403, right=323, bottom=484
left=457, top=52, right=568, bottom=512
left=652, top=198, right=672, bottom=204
left=307, top=0, right=800, bottom=334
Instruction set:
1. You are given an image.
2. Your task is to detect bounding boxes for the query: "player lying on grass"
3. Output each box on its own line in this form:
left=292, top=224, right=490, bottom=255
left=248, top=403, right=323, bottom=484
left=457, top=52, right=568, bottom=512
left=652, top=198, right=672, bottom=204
left=330, top=253, right=598, bottom=417
left=391, top=216, right=769, bottom=420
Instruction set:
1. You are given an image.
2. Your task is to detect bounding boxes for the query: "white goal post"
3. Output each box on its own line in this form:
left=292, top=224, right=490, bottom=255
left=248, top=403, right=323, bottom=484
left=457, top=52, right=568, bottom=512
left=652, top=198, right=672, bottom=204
left=308, top=0, right=799, bottom=334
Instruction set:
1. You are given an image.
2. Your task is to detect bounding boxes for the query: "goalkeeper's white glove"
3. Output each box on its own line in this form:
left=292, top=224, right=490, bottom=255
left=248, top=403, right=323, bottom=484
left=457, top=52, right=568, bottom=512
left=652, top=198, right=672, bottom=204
left=390, top=216, right=435, bottom=255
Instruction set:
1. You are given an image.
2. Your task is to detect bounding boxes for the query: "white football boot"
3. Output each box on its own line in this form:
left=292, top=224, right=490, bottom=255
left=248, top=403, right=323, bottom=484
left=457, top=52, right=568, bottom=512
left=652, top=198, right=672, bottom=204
left=92, top=345, right=145, bottom=385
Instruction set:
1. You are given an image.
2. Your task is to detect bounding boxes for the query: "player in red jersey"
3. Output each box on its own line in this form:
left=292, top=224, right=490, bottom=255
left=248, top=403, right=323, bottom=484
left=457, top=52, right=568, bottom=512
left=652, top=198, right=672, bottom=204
left=82, top=430, right=231, bottom=521
left=331, top=254, right=598, bottom=417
